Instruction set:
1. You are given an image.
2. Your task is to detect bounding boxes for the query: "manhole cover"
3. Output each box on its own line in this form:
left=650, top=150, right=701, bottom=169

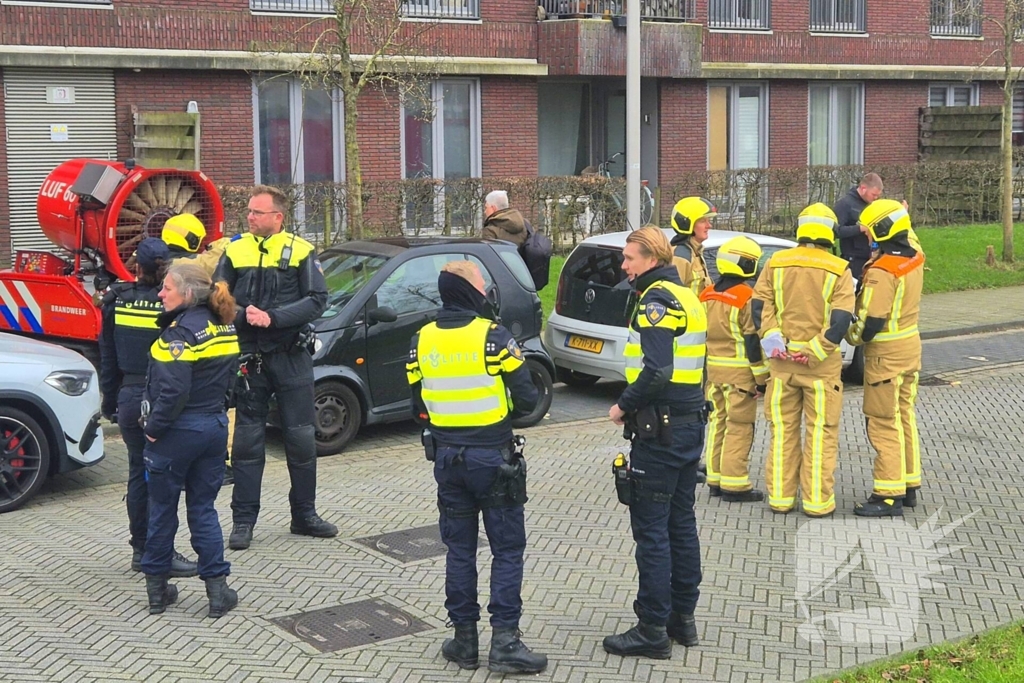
left=353, top=524, right=448, bottom=562
left=270, top=599, right=432, bottom=653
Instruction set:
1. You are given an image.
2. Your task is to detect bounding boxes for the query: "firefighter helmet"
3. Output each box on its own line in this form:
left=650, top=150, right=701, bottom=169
left=162, top=213, right=206, bottom=253
left=670, top=197, right=717, bottom=236
left=859, top=199, right=911, bottom=243
left=716, top=236, right=762, bottom=279
left=797, top=203, right=838, bottom=248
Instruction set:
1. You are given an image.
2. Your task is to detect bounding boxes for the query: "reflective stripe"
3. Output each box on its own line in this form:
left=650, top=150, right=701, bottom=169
left=707, top=355, right=750, bottom=368
left=423, top=395, right=503, bottom=416
left=798, top=215, right=835, bottom=228
left=810, top=380, right=826, bottom=505
left=772, top=268, right=785, bottom=320
left=874, top=479, right=906, bottom=489
left=801, top=495, right=835, bottom=513
left=422, top=376, right=498, bottom=391
left=873, top=325, right=919, bottom=342
left=905, top=372, right=922, bottom=485
left=821, top=272, right=837, bottom=322
left=705, top=384, right=722, bottom=485
left=729, top=306, right=744, bottom=361
left=807, top=337, right=828, bottom=361
left=720, top=475, right=751, bottom=487
left=769, top=377, right=785, bottom=506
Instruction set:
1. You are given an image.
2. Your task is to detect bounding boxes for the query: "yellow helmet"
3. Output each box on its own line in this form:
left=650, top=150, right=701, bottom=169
left=716, top=236, right=762, bottom=279
left=670, top=197, right=717, bottom=236
left=797, top=203, right=838, bottom=248
left=859, top=199, right=911, bottom=243
left=161, top=213, right=206, bottom=253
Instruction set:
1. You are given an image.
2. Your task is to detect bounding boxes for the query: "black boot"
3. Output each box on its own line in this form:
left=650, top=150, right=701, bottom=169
left=603, top=621, right=672, bottom=659
left=854, top=495, right=903, bottom=517
left=904, top=488, right=918, bottom=509
left=488, top=627, right=548, bottom=674
left=721, top=489, right=764, bottom=503
left=441, top=623, right=479, bottom=670
left=145, top=575, right=178, bottom=615
left=228, top=523, right=253, bottom=550
left=132, top=549, right=197, bottom=577
left=290, top=514, right=339, bottom=538
left=205, top=576, right=239, bottom=619
left=666, top=612, right=699, bottom=647
left=708, top=485, right=721, bottom=497
left=696, top=463, right=707, bottom=484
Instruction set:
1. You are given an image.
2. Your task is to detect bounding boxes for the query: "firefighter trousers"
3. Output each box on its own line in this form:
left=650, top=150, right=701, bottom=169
left=764, top=372, right=842, bottom=516
left=705, top=383, right=757, bottom=492
left=863, top=370, right=921, bottom=498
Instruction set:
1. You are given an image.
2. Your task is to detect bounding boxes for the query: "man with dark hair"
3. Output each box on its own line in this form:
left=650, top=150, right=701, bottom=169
left=832, top=173, right=883, bottom=280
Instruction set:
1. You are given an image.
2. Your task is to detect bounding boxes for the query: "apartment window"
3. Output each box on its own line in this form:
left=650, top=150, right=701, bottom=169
left=930, top=0, right=981, bottom=37
left=928, top=83, right=979, bottom=107
left=1014, top=89, right=1024, bottom=146
left=708, top=83, right=768, bottom=171
left=708, top=0, right=771, bottom=30
left=250, top=0, right=332, bottom=12
left=402, top=0, right=480, bottom=19
left=809, top=83, right=863, bottom=166
left=538, top=82, right=591, bottom=176
left=809, top=0, right=865, bottom=33
left=254, top=77, right=342, bottom=185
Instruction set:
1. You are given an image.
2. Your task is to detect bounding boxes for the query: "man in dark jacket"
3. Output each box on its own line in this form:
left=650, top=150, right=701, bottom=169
left=481, top=190, right=529, bottom=247
left=832, top=173, right=883, bottom=279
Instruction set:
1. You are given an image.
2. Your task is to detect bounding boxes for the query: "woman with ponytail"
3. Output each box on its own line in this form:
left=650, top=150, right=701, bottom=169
left=139, top=261, right=242, bottom=619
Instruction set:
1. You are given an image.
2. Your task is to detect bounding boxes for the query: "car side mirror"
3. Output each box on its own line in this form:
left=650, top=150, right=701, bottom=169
left=366, top=306, right=398, bottom=325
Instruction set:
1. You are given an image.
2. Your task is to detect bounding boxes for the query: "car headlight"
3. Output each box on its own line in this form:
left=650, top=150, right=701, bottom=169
left=44, top=370, right=93, bottom=396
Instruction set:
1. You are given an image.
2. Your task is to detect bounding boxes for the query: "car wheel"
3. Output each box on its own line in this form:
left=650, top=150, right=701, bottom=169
left=511, top=359, right=554, bottom=429
left=557, top=367, right=600, bottom=388
left=313, top=381, right=363, bottom=457
left=843, top=346, right=865, bottom=385
left=0, top=407, right=51, bottom=514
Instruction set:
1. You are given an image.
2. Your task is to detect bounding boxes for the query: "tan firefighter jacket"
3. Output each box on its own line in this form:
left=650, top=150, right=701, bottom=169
left=700, top=282, right=769, bottom=388
left=672, top=237, right=711, bottom=297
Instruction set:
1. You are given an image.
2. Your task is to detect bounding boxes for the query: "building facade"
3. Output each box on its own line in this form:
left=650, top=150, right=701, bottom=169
left=0, top=0, right=1015, bottom=260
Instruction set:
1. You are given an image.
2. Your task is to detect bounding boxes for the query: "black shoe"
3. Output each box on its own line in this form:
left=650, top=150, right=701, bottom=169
left=132, top=549, right=197, bottom=577
left=488, top=627, right=548, bottom=674
left=228, top=523, right=253, bottom=550
left=131, top=549, right=143, bottom=573
left=205, top=576, right=238, bottom=619
left=708, top=485, right=721, bottom=497
left=721, top=489, right=764, bottom=503
left=854, top=495, right=903, bottom=518
left=290, top=514, right=338, bottom=538
left=603, top=621, right=672, bottom=659
left=666, top=612, right=699, bottom=647
left=145, top=575, right=178, bottom=615
left=222, top=464, right=234, bottom=487
left=904, top=488, right=918, bottom=509
left=696, top=463, right=707, bottom=484
left=441, top=623, right=479, bottom=670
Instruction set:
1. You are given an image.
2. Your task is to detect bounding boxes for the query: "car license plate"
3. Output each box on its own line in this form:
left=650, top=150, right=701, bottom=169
left=565, top=334, right=604, bottom=354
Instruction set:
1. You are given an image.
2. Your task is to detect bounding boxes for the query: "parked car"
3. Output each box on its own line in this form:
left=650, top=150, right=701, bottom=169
left=544, top=229, right=859, bottom=387
left=307, top=237, right=555, bottom=455
left=0, top=333, right=104, bottom=513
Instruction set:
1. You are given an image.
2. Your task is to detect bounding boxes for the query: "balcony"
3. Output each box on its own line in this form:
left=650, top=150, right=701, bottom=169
left=539, top=0, right=696, bottom=22
left=930, top=0, right=982, bottom=37
left=708, top=0, right=770, bottom=31
left=250, top=0, right=480, bottom=19
left=809, top=0, right=865, bottom=33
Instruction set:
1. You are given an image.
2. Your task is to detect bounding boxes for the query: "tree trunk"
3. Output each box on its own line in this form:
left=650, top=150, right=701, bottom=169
left=1003, top=81, right=1016, bottom=263
left=343, top=82, right=364, bottom=241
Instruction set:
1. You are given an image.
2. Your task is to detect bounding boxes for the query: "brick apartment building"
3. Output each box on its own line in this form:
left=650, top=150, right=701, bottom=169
left=0, top=0, right=1016, bottom=261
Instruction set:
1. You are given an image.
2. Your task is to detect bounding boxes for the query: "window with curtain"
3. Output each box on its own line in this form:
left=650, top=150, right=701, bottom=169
left=708, top=83, right=767, bottom=171
left=808, top=83, right=863, bottom=165
left=255, top=76, right=341, bottom=185
left=538, top=83, right=591, bottom=176
left=928, top=83, right=978, bottom=107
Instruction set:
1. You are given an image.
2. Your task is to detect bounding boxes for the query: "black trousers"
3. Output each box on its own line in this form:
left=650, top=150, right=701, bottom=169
left=230, top=347, right=318, bottom=526
left=117, top=384, right=148, bottom=551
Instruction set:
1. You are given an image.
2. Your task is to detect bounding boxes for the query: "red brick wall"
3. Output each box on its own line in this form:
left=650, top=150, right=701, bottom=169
left=355, top=85, right=402, bottom=181
left=0, top=70, right=8, bottom=267
left=979, top=81, right=1007, bottom=107
left=864, top=80, right=926, bottom=166
left=768, top=80, right=808, bottom=167
left=481, top=78, right=538, bottom=177
left=659, top=79, right=707, bottom=178
left=115, top=70, right=254, bottom=185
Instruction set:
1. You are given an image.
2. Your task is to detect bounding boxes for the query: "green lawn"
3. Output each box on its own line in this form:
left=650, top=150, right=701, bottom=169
left=539, top=254, right=565, bottom=324
left=812, top=621, right=1024, bottom=683
left=916, top=224, right=1024, bottom=294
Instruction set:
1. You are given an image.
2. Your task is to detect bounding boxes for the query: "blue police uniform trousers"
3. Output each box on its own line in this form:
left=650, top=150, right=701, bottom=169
left=141, top=412, right=231, bottom=579
left=629, top=421, right=704, bottom=626
left=434, top=445, right=526, bottom=629
left=117, top=384, right=148, bottom=551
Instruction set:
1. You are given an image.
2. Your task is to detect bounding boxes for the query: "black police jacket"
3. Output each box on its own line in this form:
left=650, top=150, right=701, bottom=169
left=215, top=231, right=328, bottom=353
left=833, top=185, right=872, bottom=262
left=144, top=304, right=240, bottom=440
left=99, top=281, right=163, bottom=415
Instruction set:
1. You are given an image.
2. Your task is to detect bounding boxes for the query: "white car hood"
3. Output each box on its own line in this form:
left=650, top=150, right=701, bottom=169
left=0, top=333, right=93, bottom=367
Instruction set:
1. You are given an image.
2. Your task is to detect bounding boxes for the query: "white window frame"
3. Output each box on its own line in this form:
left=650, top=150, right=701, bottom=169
left=249, top=0, right=332, bottom=14
left=928, top=82, right=980, bottom=107
left=807, top=82, right=864, bottom=166
left=707, top=81, right=769, bottom=171
left=401, top=0, right=481, bottom=19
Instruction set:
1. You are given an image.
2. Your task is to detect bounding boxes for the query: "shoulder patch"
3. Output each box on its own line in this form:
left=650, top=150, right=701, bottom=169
left=168, top=340, right=186, bottom=359
left=314, top=258, right=324, bottom=275
left=645, top=302, right=667, bottom=324
left=506, top=338, right=523, bottom=360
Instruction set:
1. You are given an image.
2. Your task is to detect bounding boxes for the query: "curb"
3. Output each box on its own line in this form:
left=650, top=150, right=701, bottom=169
left=920, top=319, right=1024, bottom=341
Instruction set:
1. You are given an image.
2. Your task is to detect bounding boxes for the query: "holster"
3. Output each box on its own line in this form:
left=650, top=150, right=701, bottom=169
left=632, top=405, right=673, bottom=446
left=421, top=429, right=437, bottom=462
left=612, top=454, right=633, bottom=506
left=481, top=438, right=528, bottom=508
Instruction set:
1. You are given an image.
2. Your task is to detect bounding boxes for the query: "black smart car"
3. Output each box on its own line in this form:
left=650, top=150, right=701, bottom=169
left=309, top=237, right=555, bottom=455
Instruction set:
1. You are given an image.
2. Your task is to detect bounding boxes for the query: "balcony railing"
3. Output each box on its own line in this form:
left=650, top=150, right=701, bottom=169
left=809, top=0, right=865, bottom=33
left=539, top=0, right=696, bottom=22
left=930, top=0, right=982, bottom=36
left=250, top=0, right=480, bottom=19
left=708, top=0, right=770, bottom=30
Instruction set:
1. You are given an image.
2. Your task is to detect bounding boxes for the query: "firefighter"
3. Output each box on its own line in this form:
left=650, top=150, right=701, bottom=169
left=98, top=237, right=197, bottom=579
left=846, top=200, right=925, bottom=517
left=669, top=196, right=716, bottom=296
left=700, top=236, right=769, bottom=502
left=752, top=204, right=855, bottom=517
left=217, top=185, right=335, bottom=551
left=406, top=261, right=547, bottom=674
left=162, top=213, right=230, bottom=275
left=605, top=227, right=707, bottom=659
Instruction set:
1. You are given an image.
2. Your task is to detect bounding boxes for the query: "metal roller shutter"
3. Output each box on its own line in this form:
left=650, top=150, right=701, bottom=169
left=3, top=68, right=117, bottom=253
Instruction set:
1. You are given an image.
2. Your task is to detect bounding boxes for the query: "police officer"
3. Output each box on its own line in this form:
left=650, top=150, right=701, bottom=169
left=216, top=185, right=335, bottom=550
left=99, top=238, right=198, bottom=578
left=605, top=226, right=707, bottom=659
left=669, top=196, right=716, bottom=296
left=700, top=237, right=770, bottom=502
left=406, top=261, right=547, bottom=675
left=162, top=213, right=230, bottom=275
left=752, top=203, right=855, bottom=517
left=846, top=200, right=925, bottom=517
left=142, top=262, right=240, bottom=617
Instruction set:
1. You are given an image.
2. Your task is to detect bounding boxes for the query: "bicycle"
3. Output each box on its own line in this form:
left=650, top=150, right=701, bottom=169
left=584, top=152, right=655, bottom=229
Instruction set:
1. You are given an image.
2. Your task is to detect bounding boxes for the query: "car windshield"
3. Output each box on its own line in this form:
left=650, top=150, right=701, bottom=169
left=319, top=250, right=393, bottom=316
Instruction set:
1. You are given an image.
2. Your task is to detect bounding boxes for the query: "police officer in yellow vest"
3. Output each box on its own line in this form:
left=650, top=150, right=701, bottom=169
left=846, top=200, right=925, bottom=517
left=406, top=261, right=547, bottom=675
left=752, top=204, right=855, bottom=517
left=669, top=197, right=715, bottom=296
left=700, top=236, right=770, bottom=502
left=605, top=227, right=707, bottom=659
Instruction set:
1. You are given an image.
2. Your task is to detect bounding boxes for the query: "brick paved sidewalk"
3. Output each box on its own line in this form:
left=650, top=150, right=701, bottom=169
left=2, top=365, right=1023, bottom=683
left=919, top=285, right=1024, bottom=339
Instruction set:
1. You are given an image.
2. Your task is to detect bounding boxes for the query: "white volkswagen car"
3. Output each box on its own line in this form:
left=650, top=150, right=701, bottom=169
left=544, top=229, right=858, bottom=387
left=0, top=333, right=104, bottom=513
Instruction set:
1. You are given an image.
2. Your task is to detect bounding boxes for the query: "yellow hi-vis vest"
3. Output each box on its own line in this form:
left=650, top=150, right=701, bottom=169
left=624, top=280, right=708, bottom=386
left=415, top=317, right=510, bottom=428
